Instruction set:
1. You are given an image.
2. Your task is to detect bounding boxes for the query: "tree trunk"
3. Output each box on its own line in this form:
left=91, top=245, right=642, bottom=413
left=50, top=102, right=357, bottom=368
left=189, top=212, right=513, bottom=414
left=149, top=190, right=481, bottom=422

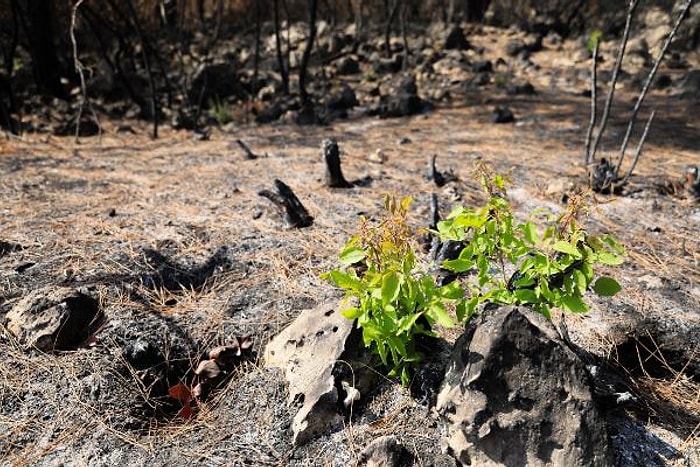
left=298, top=0, right=318, bottom=105
left=26, top=0, right=67, bottom=98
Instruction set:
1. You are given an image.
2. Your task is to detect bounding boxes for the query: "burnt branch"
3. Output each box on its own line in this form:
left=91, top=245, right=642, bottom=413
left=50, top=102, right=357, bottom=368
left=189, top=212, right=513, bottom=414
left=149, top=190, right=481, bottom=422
left=427, top=154, right=456, bottom=187
left=236, top=139, right=258, bottom=160
left=322, top=139, right=352, bottom=188
left=258, top=180, right=314, bottom=228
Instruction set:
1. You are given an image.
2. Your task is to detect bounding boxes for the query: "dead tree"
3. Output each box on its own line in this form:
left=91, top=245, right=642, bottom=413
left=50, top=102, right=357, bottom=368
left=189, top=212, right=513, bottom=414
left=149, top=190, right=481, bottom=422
left=273, top=0, right=289, bottom=95
left=299, top=0, right=319, bottom=106
left=584, top=0, right=693, bottom=193
left=322, top=139, right=353, bottom=188
left=259, top=180, right=314, bottom=228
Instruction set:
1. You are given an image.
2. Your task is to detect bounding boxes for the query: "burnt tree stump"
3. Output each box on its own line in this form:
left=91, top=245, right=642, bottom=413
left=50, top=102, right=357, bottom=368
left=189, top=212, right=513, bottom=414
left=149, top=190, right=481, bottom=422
left=322, top=139, right=352, bottom=188
left=426, top=154, right=456, bottom=187
left=259, top=179, right=314, bottom=228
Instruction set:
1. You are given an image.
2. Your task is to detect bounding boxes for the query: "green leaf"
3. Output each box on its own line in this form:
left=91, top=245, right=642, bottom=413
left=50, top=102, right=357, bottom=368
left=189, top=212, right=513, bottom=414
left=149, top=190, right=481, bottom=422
left=595, top=251, right=624, bottom=266
left=324, top=270, right=362, bottom=291
left=593, top=276, right=622, bottom=296
left=523, top=221, right=538, bottom=244
left=426, top=302, right=454, bottom=328
left=514, top=289, right=538, bottom=304
left=339, top=246, right=366, bottom=265
left=442, top=258, right=474, bottom=273
left=438, top=281, right=464, bottom=300
left=381, top=272, right=401, bottom=307
left=552, top=240, right=582, bottom=258
left=560, top=294, right=588, bottom=313
left=340, top=307, right=362, bottom=319
left=573, top=269, right=587, bottom=295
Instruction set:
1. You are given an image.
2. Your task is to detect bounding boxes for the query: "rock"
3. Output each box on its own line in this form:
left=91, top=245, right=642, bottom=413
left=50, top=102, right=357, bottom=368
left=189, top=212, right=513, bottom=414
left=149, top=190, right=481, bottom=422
left=336, top=56, right=360, bottom=75
left=472, top=60, right=493, bottom=73
left=360, top=435, right=411, bottom=467
left=444, top=25, right=471, bottom=50
left=324, top=85, right=359, bottom=120
left=505, top=81, right=535, bottom=95
left=679, top=69, right=700, bottom=100
left=436, top=306, right=612, bottom=467
left=368, top=75, right=431, bottom=119
left=264, top=301, right=356, bottom=445
left=0, top=240, right=23, bottom=257
left=7, top=286, right=101, bottom=352
left=188, top=62, right=243, bottom=103
left=492, top=106, right=515, bottom=123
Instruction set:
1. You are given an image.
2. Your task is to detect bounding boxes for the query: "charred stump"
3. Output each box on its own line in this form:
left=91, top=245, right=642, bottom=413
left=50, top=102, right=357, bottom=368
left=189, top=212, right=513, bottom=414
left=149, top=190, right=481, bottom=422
left=426, top=154, right=456, bottom=187
left=322, top=139, right=352, bottom=188
left=259, top=180, right=314, bottom=228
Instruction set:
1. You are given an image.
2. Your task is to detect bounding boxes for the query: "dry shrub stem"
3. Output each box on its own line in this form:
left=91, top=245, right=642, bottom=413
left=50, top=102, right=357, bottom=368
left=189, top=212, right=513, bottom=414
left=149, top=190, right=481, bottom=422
left=587, top=0, right=694, bottom=191
left=587, top=0, right=639, bottom=166
left=615, top=0, right=694, bottom=176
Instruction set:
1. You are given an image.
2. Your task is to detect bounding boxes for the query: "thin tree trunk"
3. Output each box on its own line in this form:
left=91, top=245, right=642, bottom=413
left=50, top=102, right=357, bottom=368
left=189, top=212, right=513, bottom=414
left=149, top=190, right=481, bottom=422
left=299, top=0, right=318, bottom=105
left=273, top=0, right=289, bottom=94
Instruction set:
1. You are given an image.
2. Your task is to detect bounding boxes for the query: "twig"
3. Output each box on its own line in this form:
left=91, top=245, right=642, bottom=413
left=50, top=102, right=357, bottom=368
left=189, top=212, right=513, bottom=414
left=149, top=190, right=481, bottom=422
left=69, top=0, right=101, bottom=143
left=584, top=42, right=598, bottom=166
left=588, top=0, right=639, bottom=162
left=618, top=110, right=656, bottom=186
left=236, top=139, right=258, bottom=160
left=614, top=0, right=693, bottom=175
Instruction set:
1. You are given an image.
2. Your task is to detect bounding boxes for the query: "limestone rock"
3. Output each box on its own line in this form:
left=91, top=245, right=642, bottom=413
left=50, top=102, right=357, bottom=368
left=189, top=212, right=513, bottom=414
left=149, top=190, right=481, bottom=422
left=436, top=306, right=612, bottom=466
left=7, top=286, right=101, bottom=352
left=265, top=301, right=356, bottom=445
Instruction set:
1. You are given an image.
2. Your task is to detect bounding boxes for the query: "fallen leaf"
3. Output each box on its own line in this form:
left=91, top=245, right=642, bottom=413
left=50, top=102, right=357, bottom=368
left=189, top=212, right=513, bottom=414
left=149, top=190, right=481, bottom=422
left=168, top=382, right=192, bottom=403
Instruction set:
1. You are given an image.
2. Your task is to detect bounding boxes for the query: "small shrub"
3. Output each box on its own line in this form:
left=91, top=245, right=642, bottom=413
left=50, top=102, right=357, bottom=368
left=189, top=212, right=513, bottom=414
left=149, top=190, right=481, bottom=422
left=322, top=195, right=461, bottom=386
left=324, top=163, right=624, bottom=386
left=437, top=162, right=624, bottom=320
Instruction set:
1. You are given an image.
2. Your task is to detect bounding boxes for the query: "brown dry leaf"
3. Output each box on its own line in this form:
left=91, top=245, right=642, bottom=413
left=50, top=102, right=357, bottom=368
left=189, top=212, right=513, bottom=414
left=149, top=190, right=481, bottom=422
left=168, top=382, right=192, bottom=404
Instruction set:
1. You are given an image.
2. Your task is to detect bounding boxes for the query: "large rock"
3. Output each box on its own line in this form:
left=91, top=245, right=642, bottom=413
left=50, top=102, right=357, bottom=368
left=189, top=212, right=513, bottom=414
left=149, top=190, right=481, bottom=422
left=6, top=286, right=101, bottom=352
left=265, top=301, right=356, bottom=445
left=436, top=306, right=611, bottom=466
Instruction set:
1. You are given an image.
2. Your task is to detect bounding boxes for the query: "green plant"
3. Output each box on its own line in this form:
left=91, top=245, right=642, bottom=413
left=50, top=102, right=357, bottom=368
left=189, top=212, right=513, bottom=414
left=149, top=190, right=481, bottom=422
left=586, top=30, right=603, bottom=54
left=437, top=162, right=624, bottom=320
left=210, top=96, right=233, bottom=125
left=321, top=195, right=461, bottom=386
left=323, top=164, right=625, bottom=386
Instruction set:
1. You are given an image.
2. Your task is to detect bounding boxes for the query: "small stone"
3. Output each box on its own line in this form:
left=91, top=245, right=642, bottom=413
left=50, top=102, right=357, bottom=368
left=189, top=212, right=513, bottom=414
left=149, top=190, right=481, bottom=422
left=194, top=359, right=221, bottom=379
left=7, top=286, right=101, bottom=352
left=360, top=436, right=410, bottom=467
left=492, top=106, right=515, bottom=123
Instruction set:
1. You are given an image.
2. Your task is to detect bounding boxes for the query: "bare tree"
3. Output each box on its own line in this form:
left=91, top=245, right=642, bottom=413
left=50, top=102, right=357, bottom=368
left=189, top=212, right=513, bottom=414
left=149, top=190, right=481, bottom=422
left=299, top=0, right=319, bottom=105
left=584, top=0, right=693, bottom=192
left=273, top=0, right=290, bottom=94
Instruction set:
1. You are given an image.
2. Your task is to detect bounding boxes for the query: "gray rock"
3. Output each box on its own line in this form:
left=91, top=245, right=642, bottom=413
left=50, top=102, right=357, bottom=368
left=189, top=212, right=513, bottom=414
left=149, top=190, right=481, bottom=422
left=360, top=435, right=411, bottom=467
left=264, top=301, right=356, bottom=445
left=7, top=286, right=100, bottom=352
left=436, top=306, right=612, bottom=466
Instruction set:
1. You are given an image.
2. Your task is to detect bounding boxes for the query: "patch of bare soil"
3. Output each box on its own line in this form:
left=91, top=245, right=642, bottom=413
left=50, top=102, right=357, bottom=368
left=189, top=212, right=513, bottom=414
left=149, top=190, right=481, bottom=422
left=1, top=29, right=699, bottom=466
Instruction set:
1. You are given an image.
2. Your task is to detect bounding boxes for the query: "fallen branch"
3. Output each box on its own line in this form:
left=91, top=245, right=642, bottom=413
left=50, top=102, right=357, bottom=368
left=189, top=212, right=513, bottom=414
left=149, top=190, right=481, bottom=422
left=258, top=180, right=314, bottom=228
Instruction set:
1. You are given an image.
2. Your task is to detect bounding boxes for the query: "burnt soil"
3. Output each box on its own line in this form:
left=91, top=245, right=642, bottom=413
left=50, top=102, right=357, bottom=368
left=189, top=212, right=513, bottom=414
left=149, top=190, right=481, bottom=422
left=1, top=26, right=700, bottom=466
